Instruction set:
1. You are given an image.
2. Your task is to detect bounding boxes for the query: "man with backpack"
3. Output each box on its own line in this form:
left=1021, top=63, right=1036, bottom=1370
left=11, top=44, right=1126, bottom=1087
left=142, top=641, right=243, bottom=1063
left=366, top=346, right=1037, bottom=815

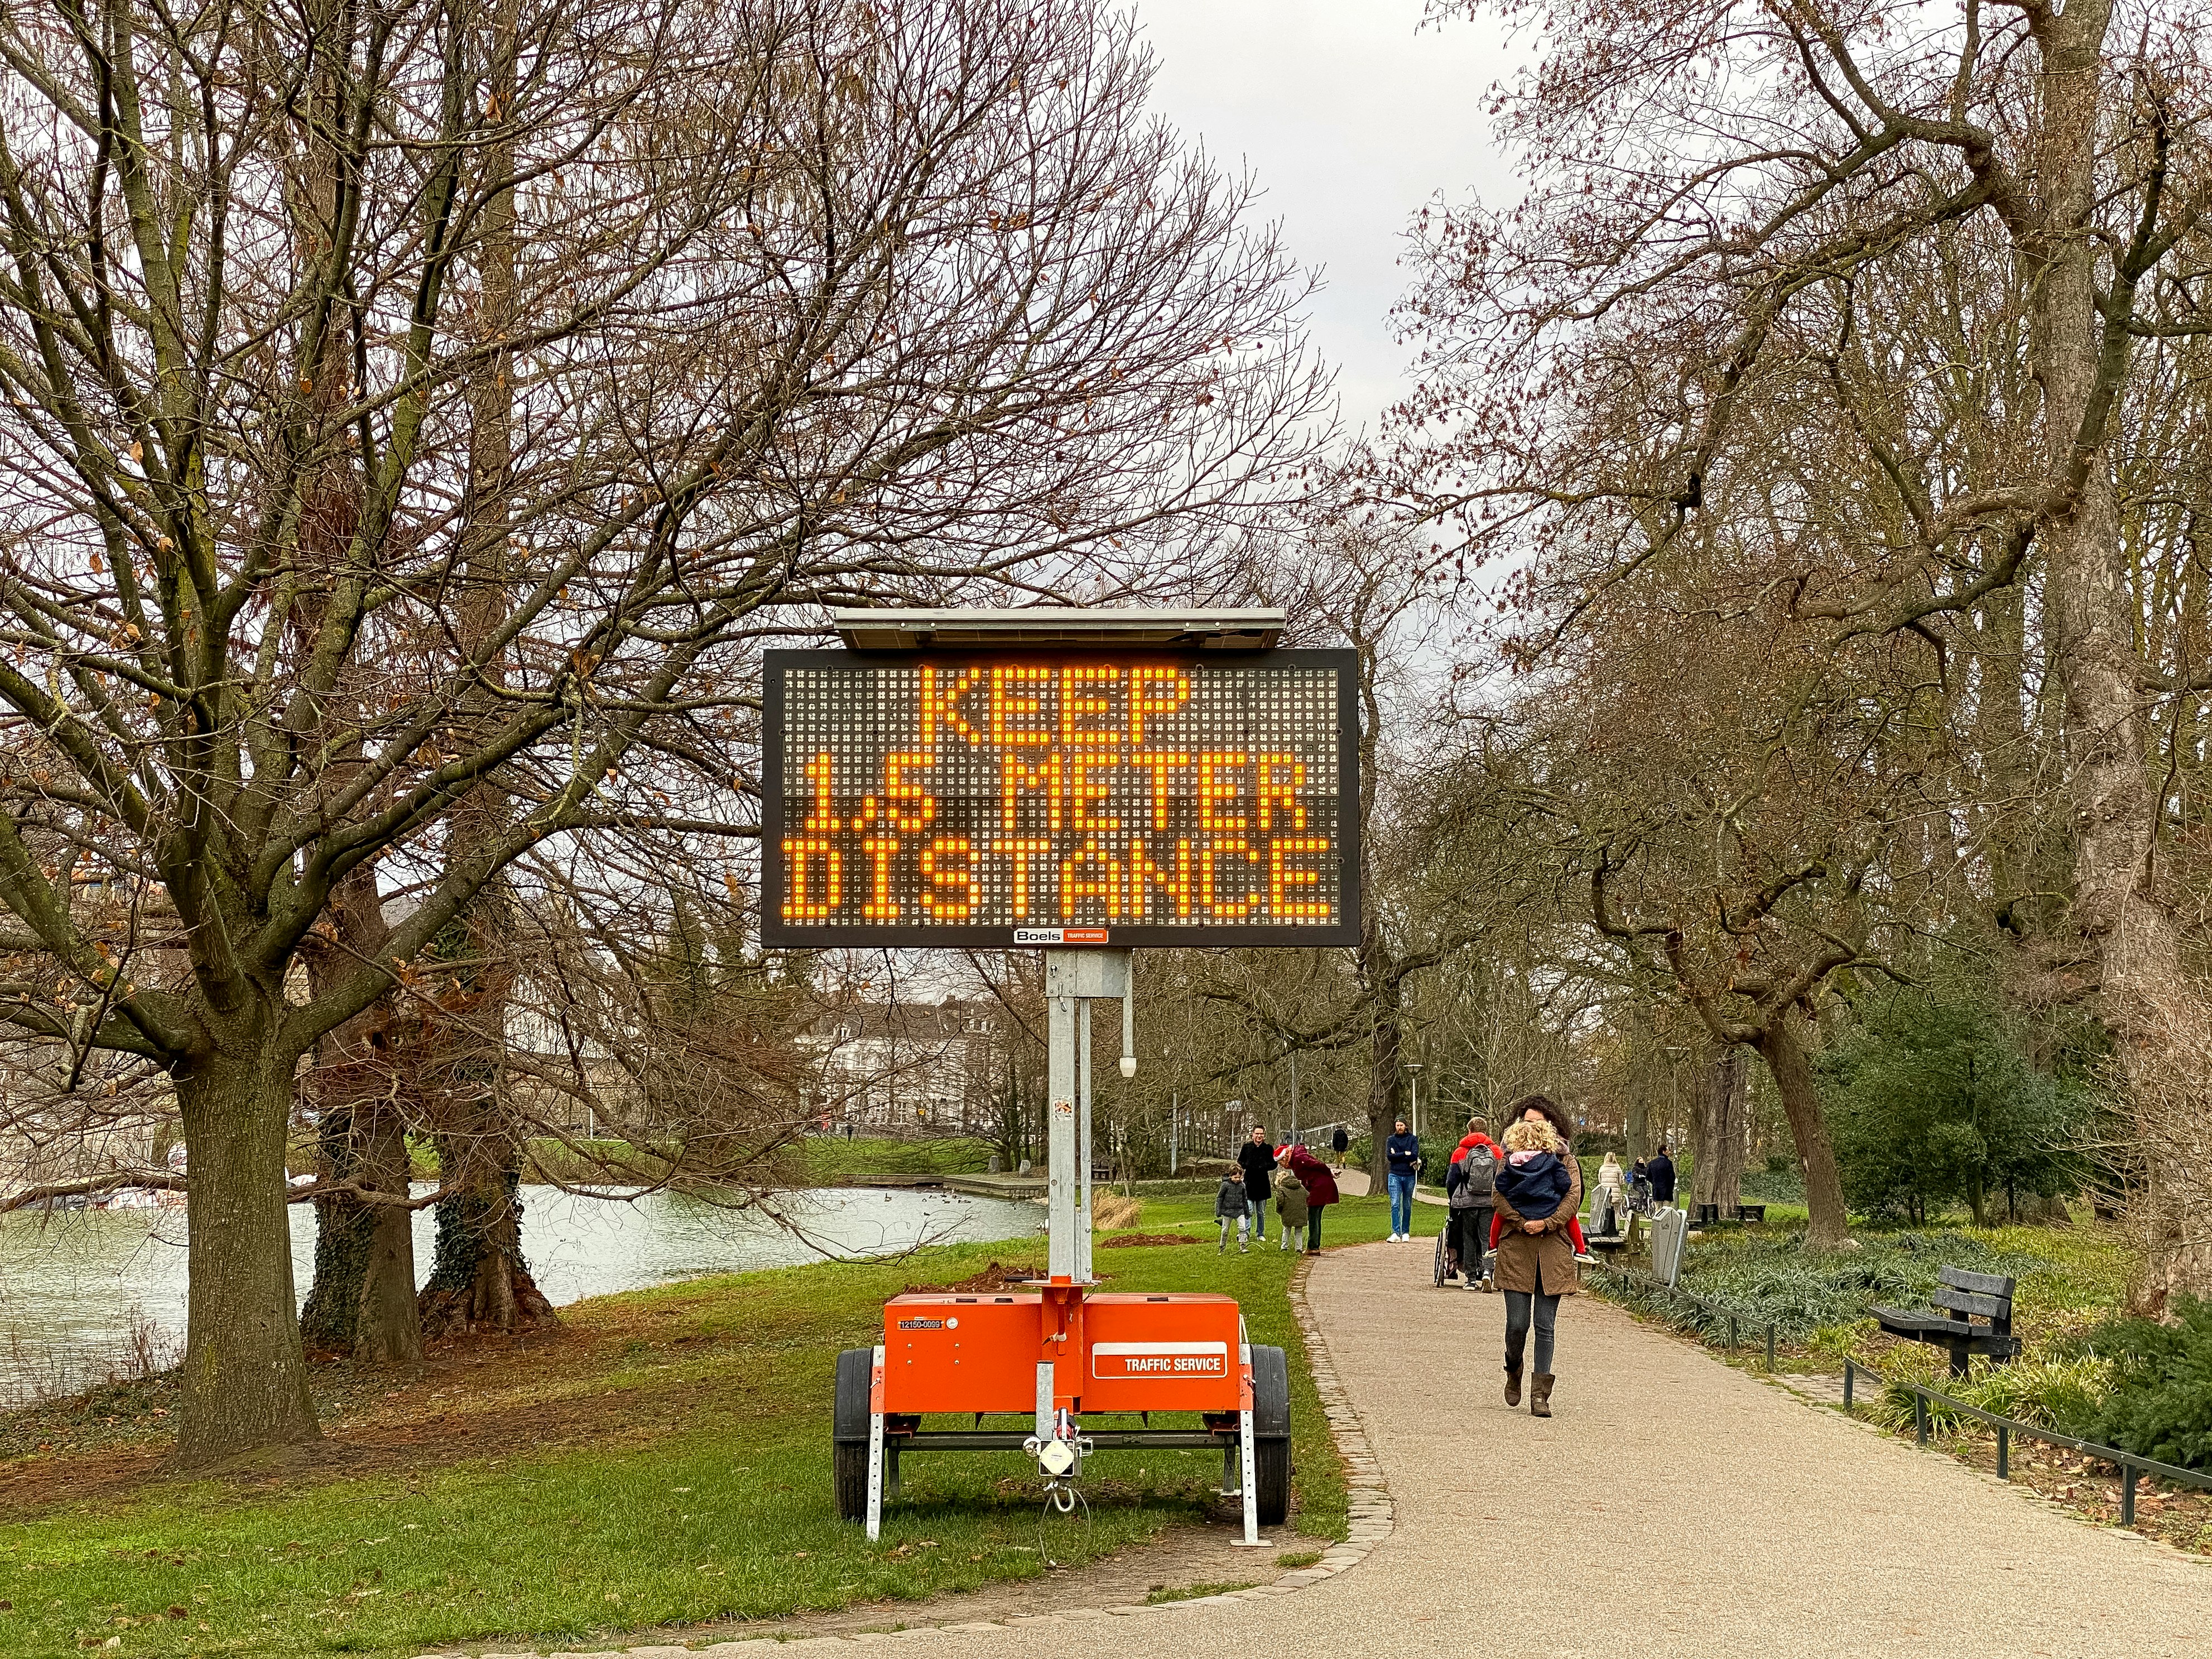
left=1445, top=1121, right=1503, bottom=1290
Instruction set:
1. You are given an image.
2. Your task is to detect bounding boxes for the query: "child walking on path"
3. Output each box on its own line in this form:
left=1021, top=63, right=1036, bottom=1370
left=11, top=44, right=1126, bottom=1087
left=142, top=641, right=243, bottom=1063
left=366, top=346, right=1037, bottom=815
left=1216, top=1171, right=1251, bottom=1252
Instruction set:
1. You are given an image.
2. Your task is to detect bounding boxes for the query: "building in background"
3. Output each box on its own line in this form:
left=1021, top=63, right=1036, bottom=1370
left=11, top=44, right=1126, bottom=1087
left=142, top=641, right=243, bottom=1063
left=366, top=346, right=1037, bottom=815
left=800, top=996, right=1012, bottom=1137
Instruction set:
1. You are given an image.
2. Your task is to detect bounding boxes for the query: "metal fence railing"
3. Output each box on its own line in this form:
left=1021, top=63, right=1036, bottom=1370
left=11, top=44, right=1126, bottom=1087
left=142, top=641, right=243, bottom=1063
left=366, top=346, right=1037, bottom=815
left=1840, top=1358, right=2212, bottom=1524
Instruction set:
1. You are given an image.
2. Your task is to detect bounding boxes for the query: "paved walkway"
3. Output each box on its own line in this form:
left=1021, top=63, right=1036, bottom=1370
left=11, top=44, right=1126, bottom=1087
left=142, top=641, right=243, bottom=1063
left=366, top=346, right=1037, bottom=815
left=503, top=1241, right=2212, bottom=1659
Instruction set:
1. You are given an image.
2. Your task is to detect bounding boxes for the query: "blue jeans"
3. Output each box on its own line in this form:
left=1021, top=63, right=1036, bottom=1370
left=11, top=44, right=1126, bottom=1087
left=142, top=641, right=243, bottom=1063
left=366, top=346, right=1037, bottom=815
left=1247, top=1195, right=1269, bottom=1240
left=1387, top=1171, right=1416, bottom=1234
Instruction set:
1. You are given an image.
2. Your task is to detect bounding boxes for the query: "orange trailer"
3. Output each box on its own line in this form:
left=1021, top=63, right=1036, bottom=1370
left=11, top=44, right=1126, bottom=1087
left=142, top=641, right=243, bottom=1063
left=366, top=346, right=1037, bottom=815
left=831, top=953, right=1290, bottom=1543
left=835, top=1280, right=1290, bottom=1538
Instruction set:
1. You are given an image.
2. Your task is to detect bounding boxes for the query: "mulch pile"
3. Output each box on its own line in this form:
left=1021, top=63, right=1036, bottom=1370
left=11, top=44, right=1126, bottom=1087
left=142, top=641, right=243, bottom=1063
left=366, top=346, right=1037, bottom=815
left=1098, top=1233, right=1202, bottom=1249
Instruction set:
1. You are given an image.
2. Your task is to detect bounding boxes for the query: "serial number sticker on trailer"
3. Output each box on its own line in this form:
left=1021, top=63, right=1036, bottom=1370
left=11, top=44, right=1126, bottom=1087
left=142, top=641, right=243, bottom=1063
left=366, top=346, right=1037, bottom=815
left=761, top=649, right=1360, bottom=949
left=1090, top=1341, right=1229, bottom=1380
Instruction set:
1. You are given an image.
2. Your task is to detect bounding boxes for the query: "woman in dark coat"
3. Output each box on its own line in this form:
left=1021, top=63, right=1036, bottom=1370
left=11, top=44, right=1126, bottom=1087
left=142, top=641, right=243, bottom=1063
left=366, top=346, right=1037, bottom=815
left=1490, top=1093, right=1581, bottom=1417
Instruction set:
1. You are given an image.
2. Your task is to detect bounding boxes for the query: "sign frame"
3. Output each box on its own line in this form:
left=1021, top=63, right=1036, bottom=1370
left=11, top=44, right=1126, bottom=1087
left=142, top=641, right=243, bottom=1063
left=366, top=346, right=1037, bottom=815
left=759, top=645, right=1362, bottom=950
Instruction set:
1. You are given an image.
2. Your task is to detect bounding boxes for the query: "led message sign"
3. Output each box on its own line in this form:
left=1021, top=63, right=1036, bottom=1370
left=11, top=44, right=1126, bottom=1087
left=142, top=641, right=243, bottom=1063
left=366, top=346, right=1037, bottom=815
left=760, top=649, right=1360, bottom=948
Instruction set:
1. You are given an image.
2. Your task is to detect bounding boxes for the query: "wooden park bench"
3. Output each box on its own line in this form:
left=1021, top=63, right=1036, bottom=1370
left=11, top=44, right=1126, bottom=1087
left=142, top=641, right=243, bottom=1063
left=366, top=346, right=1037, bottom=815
left=1870, top=1266, right=2021, bottom=1377
left=1692, top=1203, right=1768, bottom=1225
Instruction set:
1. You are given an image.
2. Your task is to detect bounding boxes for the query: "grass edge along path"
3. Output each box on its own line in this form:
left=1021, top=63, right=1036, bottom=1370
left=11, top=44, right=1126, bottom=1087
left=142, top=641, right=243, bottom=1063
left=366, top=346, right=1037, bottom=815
left=0, top=1189, right=1417, bottom=1659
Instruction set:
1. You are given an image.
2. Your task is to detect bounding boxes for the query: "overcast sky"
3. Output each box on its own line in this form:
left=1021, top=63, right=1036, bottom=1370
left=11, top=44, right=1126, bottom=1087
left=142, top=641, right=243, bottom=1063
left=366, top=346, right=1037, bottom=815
left=1132, top=0, right=1521, bottom=440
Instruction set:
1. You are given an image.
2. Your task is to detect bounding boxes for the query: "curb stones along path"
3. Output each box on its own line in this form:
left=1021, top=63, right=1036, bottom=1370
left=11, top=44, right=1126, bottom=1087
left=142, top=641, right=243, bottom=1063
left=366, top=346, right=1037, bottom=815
left=441, top=1242, right=2209, bottom=1659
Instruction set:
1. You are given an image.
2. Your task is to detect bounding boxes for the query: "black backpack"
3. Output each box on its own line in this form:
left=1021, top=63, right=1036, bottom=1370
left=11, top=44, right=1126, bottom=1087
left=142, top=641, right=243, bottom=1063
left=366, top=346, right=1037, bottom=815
left=1450, top=1146, right=1498, bottom=1206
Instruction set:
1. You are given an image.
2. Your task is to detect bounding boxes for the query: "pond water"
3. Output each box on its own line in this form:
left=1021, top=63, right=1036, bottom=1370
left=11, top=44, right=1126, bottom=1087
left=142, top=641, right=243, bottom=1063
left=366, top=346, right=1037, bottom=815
left=0, top=1186, right=1043, bottom=1406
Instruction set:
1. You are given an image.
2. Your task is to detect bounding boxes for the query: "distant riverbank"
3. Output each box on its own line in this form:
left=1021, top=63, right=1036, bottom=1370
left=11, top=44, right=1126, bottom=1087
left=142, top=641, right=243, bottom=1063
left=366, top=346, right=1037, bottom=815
left=0, top=1184, right=1041, bottom=1405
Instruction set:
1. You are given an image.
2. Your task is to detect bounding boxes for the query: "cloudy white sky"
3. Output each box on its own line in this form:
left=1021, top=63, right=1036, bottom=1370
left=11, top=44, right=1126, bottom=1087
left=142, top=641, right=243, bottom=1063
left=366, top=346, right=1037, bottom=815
left=1132, top=0, right=1522, bottom=440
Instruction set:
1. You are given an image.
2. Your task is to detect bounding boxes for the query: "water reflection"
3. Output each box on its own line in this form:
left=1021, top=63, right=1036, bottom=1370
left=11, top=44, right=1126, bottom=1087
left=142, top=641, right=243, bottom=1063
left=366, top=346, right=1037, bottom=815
left=0, top=1185, right=1042, bottom=1405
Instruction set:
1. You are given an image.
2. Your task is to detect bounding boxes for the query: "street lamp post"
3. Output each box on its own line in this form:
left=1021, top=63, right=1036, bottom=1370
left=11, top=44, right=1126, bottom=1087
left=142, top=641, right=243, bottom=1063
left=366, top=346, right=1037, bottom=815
left=1404, top=1062, right=1422, bottom=1142
left=1168, top=1051, right=1180, bottom=1176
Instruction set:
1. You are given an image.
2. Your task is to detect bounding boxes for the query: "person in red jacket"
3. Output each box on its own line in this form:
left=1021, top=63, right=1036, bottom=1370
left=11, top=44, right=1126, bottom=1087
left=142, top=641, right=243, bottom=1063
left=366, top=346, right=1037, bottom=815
left=1281, top=1144, right=1338, bottom=1253
left=1445, top=1124, right=1504, bottom=1288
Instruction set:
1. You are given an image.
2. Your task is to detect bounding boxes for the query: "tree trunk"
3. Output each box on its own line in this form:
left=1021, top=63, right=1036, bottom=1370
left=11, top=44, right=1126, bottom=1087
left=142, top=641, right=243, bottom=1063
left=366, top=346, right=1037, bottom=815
left=1749, top=1015, right=1849, bottom=1250
left=419, top=1124, right=554, bottom=1338
left=410, top=0, right=549, bottom=1344
left=1625, top=1095, right=1651, bottom=1164
left=2031, top=3, right=2208, bottom=1307
left=353, top=1097, right=424, bottom=1364
left=172, top=1041, right=321, bottom=1469
left=1690, top=1046, right=1747, bottom=1218
left=298, top=1110, right=373, bottom=1354
left=300, top=864, right=419, bottom=1360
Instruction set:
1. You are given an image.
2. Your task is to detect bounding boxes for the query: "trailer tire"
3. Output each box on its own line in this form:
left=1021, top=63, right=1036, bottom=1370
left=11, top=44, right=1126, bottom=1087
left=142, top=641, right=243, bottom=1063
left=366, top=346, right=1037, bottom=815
left=1254, top=1434, right=1291, bottom=1527
left=833, top=1347, right=873, bottom=1523
left=834, top=1439, right=869, bottom=1522
left=1248, top=1343, right=1291, bottom=1526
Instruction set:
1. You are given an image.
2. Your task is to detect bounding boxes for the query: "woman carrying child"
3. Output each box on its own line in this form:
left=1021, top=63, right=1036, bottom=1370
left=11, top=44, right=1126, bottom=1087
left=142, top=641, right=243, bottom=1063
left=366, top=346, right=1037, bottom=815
left=1489, top=1093, right=1582, bottom=1418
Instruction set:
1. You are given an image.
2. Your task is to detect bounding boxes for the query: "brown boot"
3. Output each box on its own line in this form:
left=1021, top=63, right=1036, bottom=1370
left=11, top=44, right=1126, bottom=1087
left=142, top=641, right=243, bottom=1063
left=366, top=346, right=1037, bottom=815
left=1503, top=1329, right=1526, bottom=1406
left=1531, top=1373, right=1555, bottom=1417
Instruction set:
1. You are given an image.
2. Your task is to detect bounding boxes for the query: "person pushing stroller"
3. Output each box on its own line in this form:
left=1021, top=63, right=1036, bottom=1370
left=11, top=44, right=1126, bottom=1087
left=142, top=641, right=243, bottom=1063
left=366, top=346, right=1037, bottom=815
left=1444, top=1122, right=1503, bottom=1290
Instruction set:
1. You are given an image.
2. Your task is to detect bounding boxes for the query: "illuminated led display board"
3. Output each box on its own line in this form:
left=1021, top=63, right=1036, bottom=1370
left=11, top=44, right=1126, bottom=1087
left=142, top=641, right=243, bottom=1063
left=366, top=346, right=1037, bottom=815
left=761, top=649, right=1360, bottom=948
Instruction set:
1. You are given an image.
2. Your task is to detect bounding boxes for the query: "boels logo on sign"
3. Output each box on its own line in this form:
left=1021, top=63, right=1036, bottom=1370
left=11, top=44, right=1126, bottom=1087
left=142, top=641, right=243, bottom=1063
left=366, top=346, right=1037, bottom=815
left=1013, top=926, right=1108, bottom=945
left=1090, top=1341, right=1228, bottom=1381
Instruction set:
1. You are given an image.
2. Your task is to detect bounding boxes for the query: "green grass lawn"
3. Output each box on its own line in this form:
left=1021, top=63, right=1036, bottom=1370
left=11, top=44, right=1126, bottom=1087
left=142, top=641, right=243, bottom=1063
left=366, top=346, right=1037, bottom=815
left=798, top=1135, right=998, bottom=1182
left=0, top=1187, right=1415, bottom=1659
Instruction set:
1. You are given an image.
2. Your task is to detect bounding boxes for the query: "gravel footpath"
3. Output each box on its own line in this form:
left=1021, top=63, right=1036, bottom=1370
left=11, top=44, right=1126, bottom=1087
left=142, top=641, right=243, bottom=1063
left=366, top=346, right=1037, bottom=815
left=463, top=1240, right=2211, bottom=1659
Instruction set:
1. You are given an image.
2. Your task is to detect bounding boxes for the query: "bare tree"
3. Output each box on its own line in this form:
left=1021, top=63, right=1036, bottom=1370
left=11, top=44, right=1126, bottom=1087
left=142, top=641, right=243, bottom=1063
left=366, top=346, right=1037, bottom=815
left=0, top=0, right=1326, bottom=1463
left=1388, top=0, right=2212, bottom=1291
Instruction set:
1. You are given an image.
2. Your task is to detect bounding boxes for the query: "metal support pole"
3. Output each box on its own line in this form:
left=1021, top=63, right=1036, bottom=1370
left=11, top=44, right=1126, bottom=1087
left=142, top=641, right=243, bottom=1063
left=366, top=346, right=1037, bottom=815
left=1045, top=971, right=1079, bottom=1283
left=1996, top=1424, right=2008, bottom=1479
left=1764, top=1324, right=1775, bottom=1372
left=1044, top=952, right=1126, bottom=1284
left=1843, top=1358, right=1854, bottom=1411
left=1077, top=997, right=1094, bottom=1284
left=1239, top=1407, right=1259, bottom=1545
left=1914, top=1394, right=1928, bottom=1446
left=865, top=1345, right=886, bottom=1542
left=1729, top=1314, right=1738, bottom=1349
left=2123, top=1466, right=2138, bottom=1526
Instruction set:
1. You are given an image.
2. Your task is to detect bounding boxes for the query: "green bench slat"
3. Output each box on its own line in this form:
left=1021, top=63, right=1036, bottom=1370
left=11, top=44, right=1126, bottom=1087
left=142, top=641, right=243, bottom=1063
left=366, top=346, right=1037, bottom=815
left=1936, top=1265, right=2016, bottom=1299
left=1932, top=1287, right=2012, bottom=1322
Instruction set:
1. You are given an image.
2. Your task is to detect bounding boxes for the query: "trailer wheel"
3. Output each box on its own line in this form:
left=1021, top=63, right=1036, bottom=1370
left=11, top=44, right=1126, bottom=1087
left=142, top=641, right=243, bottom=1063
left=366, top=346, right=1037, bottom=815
left=1254, top=1435, right=1291, bottom=1527
left=834, top=1440, right=869, bottom=1521
left=1248, top=1343, right=1292, bottom=1527
left=833, top=1347, right=873, bottom=1522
